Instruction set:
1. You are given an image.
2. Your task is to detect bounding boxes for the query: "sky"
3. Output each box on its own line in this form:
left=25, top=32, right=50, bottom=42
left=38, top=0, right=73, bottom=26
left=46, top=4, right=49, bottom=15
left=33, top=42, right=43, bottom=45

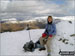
left=0, top=0, right=75, bottom=20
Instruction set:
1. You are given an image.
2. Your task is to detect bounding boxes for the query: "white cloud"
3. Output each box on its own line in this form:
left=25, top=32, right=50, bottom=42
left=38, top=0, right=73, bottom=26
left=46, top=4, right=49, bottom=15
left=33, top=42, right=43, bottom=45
left=0, top=1, right=10, bottom=11
left=0, top=0, right=75, bottom=19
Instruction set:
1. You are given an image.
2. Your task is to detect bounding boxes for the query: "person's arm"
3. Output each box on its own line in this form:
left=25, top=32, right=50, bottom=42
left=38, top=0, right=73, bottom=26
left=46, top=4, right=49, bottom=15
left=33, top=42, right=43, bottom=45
left=52, top=24, right=56, bottom=35
left=48, top=24, right=56, bottom=38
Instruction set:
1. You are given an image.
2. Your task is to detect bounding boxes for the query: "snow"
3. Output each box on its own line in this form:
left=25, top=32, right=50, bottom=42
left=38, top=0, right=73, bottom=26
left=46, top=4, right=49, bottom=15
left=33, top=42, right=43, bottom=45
left=19, top=19, right=36, bottom=23
left=53, top=16, right=75, bottom=21
left=1, top=18, right=18, bottom=23
left=0, top=17, right=75, bottom=56
left=1, top=16, right=74, bottom=24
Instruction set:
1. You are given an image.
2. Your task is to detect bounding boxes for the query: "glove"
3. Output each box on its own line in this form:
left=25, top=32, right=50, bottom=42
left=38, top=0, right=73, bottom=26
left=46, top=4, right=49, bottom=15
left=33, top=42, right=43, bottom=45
left=42, top=33, right=47, bottom=38
left=49, top=35, right=53, bottom=38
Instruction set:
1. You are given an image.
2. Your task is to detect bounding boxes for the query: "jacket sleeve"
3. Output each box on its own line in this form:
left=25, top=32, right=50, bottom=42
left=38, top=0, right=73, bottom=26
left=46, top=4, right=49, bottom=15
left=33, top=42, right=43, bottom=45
left=51, top=24, right=56, bottom=35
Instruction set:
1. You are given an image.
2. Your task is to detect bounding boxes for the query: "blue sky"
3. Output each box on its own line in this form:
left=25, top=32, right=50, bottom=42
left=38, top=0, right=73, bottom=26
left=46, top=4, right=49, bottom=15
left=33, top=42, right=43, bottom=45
left=44, top=0, right=65, bottom=5
left=53, top=0, right=65, bottom=5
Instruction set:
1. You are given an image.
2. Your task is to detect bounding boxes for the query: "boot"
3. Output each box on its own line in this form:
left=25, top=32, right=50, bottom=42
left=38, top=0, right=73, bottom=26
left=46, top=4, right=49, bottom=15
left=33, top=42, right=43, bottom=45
left=39, top=47, right=46, bottom=51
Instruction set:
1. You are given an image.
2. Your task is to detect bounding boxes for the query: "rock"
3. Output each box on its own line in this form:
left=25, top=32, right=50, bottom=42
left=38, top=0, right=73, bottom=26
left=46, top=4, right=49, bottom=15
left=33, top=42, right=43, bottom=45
left=70, top=34, right=75, bottom=37
left=65, top=42, right=68, bottom=44
left=62, top=39, right=66, bottom=43
left=68, top=21, right=72, bottom=24
left=58, top=38, right=62, bottom=41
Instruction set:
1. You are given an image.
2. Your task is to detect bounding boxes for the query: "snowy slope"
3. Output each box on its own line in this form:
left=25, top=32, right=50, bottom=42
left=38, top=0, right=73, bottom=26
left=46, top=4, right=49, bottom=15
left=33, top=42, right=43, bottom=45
left=0, top=18, right=75, bottom=56
left=1, top=16, right=74, bottom=24
left=1, top=18, right=18, bottom=23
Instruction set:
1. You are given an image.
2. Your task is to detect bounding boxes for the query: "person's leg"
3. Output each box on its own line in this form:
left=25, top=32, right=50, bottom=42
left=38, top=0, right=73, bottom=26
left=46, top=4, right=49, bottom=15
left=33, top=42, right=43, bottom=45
left=46, top=37, right=52, bottom=56
left=39, top=37, right=46, bottom=51
left=46, top=38, right=51, bottom=52
left=40, top=37, right=45, bottom=47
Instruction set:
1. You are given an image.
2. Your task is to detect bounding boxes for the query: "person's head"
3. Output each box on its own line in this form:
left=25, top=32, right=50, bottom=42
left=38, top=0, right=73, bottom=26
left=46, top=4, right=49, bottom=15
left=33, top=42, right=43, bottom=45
left=47, top=16, right=53, bottom=24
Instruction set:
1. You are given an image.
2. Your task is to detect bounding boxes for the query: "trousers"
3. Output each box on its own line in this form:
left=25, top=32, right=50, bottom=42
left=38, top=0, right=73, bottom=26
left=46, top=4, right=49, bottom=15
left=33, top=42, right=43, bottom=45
left=40, top=36, right=53, bottom=53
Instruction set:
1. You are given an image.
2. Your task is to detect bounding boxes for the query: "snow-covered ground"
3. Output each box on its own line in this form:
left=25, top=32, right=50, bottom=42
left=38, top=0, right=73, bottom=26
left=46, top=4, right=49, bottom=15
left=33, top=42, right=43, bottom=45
left=0, top=17, right=75, bottom=56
